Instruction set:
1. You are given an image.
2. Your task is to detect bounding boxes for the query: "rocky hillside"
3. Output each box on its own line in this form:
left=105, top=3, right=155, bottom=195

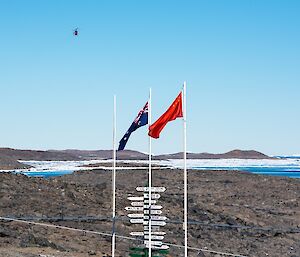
left=0, top=156, right=31, bottom=170
left=0, top=168, right=299, bottom=256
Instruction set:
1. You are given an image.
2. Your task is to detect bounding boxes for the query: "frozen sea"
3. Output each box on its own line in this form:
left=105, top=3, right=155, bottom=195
left=163, top=158, right=300, bottom=178
left=2, top=157, right=300, bottom=178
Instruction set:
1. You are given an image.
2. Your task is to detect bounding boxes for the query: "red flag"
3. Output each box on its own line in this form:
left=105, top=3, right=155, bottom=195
left=149, top=92, right=183, bottom=138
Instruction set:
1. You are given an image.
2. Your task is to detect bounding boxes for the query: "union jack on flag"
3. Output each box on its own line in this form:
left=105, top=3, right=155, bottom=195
left=118, top=102, right=148, bottom=151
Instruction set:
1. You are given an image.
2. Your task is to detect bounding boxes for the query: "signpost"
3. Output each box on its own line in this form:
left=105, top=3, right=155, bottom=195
left=126, top=186, right=169, bottom=256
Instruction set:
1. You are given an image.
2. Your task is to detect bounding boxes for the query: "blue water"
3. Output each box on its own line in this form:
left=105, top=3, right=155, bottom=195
left=193, top=166, right=300, bottom=178
left=15, top=170, right=73, bottom=178
left=15, top=166, right=300, bottom=179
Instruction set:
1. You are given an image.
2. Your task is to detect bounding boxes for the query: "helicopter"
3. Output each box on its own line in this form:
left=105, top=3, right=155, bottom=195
left=73, top=27, right=79, bottom=36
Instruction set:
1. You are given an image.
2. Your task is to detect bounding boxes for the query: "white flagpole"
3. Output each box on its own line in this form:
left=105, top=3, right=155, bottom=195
left=148, top=88, right=152, bottom=257
left=183, top=82, right=188, bottom=257
left=112, top=95, right=116, bottom=257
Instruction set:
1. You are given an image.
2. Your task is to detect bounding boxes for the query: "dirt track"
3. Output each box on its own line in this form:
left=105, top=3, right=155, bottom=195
left=0, top=168, right=299, bottom=257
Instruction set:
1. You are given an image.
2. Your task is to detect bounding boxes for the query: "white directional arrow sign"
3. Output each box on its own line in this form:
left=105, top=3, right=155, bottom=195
left=131, top=219, right=166, bottom=225
left=144, top=235, right=164, bottom=240
left=146, top=245, right=169, bottom=250
left=144, top=210, right=162, bottom=215
left=125, top=206, right=143, bottom=211
left=130, top=231, right=166, bottom=236
left=143, top=205, right=162, bottom=209
left=130, top=232, right=145, bottom=236
left=147, top=231, right=166, bottom=235
left=136, top=187, right=166, bottom=192
left=143, top=221, right=166, bottom=226
left=144, top=240, right=162, bottom=246
left=130, top=219, right=144, bottom=224
left=127, top=196, right=144, bottom=201
left=144, top=216, right=167, bottom=221
left=144, top=193, right=161, bottom=199
left=131, top=202, right=144, bottom=207
left=143, top=199, right=157, bottom=204
left=128, top=213, right=144, bottom=218
left=152, top=216, right=167, bottom=221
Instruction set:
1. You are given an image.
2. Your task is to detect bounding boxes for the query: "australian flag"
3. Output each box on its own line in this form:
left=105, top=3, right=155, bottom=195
left=118, top=102, right=149, bottom=151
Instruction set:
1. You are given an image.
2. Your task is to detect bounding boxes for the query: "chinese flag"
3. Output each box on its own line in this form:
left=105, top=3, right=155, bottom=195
left=149, top=92, right=183, bottom=139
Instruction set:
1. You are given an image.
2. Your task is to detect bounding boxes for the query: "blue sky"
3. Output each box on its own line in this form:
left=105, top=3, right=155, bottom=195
left=0, top=0, right=299, bottom=155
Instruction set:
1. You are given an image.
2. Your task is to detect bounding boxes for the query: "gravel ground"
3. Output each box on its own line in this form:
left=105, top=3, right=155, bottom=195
left=0, top=168, right=299, bottom=257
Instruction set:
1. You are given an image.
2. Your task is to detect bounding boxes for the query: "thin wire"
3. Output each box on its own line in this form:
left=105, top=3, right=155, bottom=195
left=0, top=217, right=248, bottom=257
left=4, top=215, right=299, bottom=233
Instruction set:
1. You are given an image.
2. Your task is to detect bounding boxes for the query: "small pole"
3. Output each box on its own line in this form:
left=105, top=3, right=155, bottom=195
left=148, top=88, right=152, bottom=257
left=183, top=82, right=188, bottom=257
left=112, top=95, right=117, bottom=257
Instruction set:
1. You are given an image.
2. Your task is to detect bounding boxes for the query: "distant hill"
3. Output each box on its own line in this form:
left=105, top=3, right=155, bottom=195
left=0, top=148, right=271, bottom=170
left=0, top=148, right=148, bottom=161
left=59, top=149, right=271, bottom=160
left=0, top=148, right=80, bottom=161
left=59, top=149, right=149, bottom=160
left=0, top=148, right=82, bottom=170
left=155, top=149, right=272, bottom=160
